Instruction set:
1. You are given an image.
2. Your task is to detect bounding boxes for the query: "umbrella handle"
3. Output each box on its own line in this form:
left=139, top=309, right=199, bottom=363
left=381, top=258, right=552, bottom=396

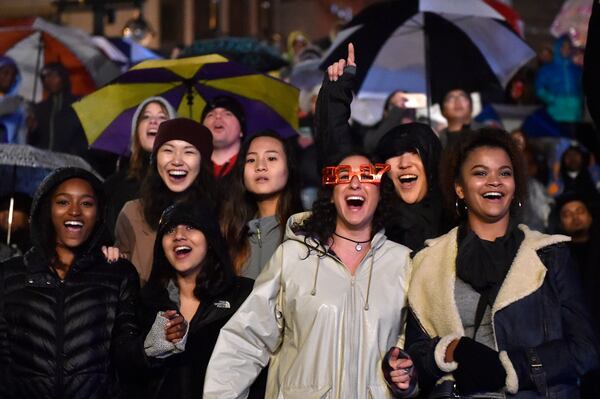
left=185, top=79, right=194, bottom=119
left=32, top=32, right=45, bottom=102
left=7, top=196, right=14, bottom=246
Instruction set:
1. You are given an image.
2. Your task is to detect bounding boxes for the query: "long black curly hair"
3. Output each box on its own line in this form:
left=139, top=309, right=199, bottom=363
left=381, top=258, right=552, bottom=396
left=439, top=127, right=528, bottom=222
left=293, top=150, right=390, bottom=255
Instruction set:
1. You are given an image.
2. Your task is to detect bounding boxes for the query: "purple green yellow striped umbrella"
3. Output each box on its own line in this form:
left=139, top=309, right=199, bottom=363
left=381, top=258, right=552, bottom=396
left=73, top=54, right=299, bottom=155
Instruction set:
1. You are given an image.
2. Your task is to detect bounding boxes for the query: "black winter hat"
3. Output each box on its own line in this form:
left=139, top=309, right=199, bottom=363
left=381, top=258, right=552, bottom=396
left=156, top=201, right=233, bottom=273
left=200, top=95, right=246, bottom=135
left=152, top=117, right=214, bottom=162
left=375, top=123, right=442, bottom=185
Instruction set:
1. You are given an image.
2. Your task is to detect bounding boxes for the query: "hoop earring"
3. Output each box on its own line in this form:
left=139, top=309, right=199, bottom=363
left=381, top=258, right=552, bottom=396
left=455, top=199, right=468, bottom=216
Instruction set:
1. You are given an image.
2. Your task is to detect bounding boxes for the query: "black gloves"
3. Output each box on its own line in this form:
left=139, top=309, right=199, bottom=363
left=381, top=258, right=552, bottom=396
left=453, top=337, right=506, bottom=395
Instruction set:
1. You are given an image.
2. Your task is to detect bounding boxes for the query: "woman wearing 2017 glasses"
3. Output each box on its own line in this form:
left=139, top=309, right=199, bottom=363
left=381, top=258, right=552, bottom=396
left=204, top=152, right=417, bottom=399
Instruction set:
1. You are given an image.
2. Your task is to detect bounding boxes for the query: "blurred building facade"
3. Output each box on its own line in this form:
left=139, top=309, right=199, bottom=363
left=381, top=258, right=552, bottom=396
left=0, top=0, right=566, bottom=54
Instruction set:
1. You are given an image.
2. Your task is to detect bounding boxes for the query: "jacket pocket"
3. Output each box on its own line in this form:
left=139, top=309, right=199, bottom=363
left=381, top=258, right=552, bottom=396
left=281, top=385, right=331, bottom=399
left=368, top=384, right=392, bottom=399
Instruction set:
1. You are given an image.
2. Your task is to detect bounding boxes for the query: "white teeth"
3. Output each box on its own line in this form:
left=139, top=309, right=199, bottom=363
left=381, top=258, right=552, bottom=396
left=175, top=246, right=191, bottom=252
left=64, top=220, right=83, bottom=227
left=482, top=192, right=502, bottom=199
left=399, top=174, right=418, bottom=182
left=169, top=170, right=187, bottom=176
left=346, top=196, right=365, bottom=202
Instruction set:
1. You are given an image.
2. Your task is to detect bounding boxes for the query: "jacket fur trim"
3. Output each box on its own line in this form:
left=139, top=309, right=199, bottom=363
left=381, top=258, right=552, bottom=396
left=409, top=225, right=570, bottom=339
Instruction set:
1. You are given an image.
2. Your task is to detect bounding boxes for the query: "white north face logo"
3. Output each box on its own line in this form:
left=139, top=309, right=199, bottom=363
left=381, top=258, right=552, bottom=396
left=213, top=300, right=231, bottom=309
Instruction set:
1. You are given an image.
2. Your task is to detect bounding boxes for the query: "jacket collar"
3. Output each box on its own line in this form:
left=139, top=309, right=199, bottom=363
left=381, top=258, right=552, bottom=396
left=409, top=225, right=570, bottom=337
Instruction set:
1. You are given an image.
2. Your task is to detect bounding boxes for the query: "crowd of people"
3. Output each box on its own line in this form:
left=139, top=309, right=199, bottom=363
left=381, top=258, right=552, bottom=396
left=1, top=5, right=600, bottom=399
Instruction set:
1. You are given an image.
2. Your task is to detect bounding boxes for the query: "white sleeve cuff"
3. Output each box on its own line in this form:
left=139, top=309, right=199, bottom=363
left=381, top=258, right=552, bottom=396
left=434, top=334, right=461, bottom=372
left=173, top=322, right=189, bottom=353
left=499, top=351, right=519, bottom=394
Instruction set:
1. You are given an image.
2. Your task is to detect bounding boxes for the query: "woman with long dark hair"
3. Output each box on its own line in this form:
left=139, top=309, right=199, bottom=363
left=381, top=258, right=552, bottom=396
left=220, top=130, right=302, bottom=278
left=114, top=117, right=215, bottom=285
left=0, top=167, right=140, bottom=398
left=126, top=201, right=264, bottom=398
left=395, top=128, right=599, bottom=398
left=204, top=151, right=416, bottom=398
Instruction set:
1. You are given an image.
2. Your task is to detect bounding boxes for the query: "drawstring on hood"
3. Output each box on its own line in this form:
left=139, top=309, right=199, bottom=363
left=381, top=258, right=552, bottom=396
left=289, top=212, right=382, bottom=311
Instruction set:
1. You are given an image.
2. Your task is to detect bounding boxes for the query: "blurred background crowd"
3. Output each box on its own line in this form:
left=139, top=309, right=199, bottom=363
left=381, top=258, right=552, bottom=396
left=0, top=0, right=600, bottom=397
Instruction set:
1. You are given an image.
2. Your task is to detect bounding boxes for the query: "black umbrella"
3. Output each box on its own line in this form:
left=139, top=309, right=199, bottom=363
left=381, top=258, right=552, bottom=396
left=321, top=0, right=535, bottom=105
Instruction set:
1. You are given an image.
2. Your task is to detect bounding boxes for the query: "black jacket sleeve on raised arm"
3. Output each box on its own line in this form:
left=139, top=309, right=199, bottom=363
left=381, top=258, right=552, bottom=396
left=314, top=66, right=357, bottom=168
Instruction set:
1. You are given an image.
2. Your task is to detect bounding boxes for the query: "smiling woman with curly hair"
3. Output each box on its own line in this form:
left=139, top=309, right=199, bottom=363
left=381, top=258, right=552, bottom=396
left=204, top=150, right=417, bottom=399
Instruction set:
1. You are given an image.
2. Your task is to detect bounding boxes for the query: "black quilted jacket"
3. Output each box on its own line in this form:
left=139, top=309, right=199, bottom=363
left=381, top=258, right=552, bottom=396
left=0, top=168, right=141, bottom=399
left=0, top=247, right=140, bottom=399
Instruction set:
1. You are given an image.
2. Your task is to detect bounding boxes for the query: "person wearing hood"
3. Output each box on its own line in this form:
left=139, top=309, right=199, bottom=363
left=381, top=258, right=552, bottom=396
left=0, top=56, right=28, bottom=144
left=125, top=201, right=264, bottom=398
left=554, top=144, right=600, bottom=202
left=318, top=43, right=446, bottom=250
left=204, top=151, right=416, bottom=399
left=375, top=123, right=445, bottom=250
left=219, top=130, right=302, bottom=279
left=0, top=167, right=141, bottom=398
left=535, top=36, right=583, bottom=129
left=392, top=129, right=599, bottom=398
left=114, top=117, right=216, bottom=286
left=27, top=62, right=88, bottom=156
left=104, top=96, right=176, bottom=234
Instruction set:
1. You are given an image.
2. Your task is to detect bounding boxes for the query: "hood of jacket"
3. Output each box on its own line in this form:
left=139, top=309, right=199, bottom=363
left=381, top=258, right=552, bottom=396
left=0, top=55, right=21, bottom=96
left=130, top=96, right=177, bottom=151
left=374, top=123, right=444, bottom=249
left=375, top=122, right=442, bottom=193
left=27, top=167, right=109, bottom=269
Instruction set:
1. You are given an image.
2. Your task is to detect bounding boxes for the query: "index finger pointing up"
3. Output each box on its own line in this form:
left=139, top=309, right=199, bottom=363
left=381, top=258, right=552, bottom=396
left=347, top=42, right=356, bottom=67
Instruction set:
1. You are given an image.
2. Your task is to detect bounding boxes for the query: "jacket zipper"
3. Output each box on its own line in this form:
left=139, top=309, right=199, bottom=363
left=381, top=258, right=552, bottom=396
left=55, top=278, right=65, bottom=399
left=256, top=221, right=262, bottom=248
left=349, top=274, right=358, bottom=398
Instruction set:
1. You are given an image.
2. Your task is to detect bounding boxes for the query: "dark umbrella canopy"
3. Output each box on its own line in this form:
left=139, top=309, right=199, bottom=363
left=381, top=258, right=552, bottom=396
left=321, top=0, right=535, bottom=103
left=0, top=144, right=99, bottom=197
left=181, top=37, right=288, bottom=72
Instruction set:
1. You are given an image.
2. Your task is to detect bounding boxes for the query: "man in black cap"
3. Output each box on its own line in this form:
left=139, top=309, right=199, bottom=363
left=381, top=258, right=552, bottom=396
left=201, top=95, right=246, bottom=178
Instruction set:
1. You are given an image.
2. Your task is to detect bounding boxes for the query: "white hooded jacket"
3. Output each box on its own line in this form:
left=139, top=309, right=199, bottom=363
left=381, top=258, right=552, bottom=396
left=203, top=212, right=412, bottom=399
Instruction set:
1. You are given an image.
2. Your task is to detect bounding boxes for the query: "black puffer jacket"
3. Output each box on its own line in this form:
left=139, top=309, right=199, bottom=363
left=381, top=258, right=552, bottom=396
left=0, top=167, right=141, bottom=399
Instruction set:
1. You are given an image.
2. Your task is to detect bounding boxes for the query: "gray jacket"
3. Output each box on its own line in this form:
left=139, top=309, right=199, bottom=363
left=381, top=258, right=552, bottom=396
left=241, top=215, right=283, bottom=280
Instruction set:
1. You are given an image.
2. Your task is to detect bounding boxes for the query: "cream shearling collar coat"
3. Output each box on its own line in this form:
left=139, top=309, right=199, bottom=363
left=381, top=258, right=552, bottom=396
left=409, top=224, right=569, bottom=340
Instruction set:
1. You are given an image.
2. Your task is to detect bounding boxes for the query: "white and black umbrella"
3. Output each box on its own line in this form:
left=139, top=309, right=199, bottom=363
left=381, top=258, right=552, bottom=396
left=321, top=0, right=536, bottom=104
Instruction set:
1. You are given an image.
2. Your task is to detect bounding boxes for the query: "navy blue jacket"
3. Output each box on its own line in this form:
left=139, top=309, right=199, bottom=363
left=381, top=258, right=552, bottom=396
left=406, top=226, right=599, bottom=398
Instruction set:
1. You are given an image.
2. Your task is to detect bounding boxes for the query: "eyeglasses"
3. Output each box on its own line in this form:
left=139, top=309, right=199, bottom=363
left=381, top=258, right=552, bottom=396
left=322, top=163, right=390, bottom=185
